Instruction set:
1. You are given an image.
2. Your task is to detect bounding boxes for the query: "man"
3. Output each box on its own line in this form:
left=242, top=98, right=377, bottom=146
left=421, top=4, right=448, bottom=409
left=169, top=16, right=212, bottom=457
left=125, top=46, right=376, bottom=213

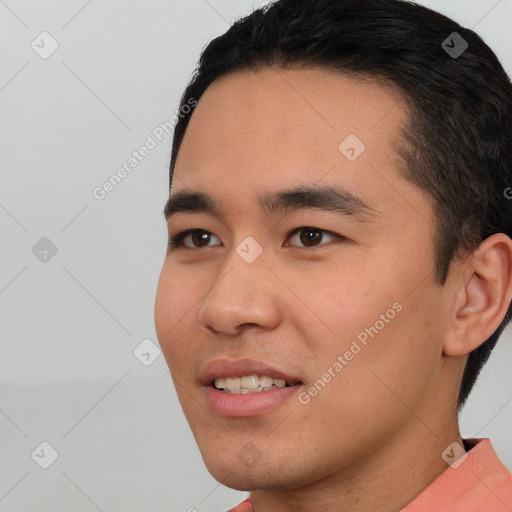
left=154, top=0, right=512, bottom=510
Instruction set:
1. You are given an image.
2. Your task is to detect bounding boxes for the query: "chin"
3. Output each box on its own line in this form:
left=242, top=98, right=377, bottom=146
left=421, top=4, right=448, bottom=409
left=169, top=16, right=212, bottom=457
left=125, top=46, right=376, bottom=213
left=202, top=448, right=310, bottom=492
left=211, top=471, right=265, bottom=492
left=200, top=448, right=273, bottom=488
left=211, top=469, right=297, bottom=492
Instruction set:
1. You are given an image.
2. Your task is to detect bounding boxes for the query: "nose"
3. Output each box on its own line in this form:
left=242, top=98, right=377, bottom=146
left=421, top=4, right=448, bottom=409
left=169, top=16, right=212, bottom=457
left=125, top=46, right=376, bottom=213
left=197, top=251, right=282, bottom=336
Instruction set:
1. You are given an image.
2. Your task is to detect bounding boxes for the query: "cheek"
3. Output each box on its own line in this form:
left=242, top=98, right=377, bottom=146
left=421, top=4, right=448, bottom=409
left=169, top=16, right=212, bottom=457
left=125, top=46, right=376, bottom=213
left=297, top=262, right=398, bottom=349
left=297, top=261, right=439, bottom=398
left=316, top=289, right=443, bottom=425
left=154, top=265, right=198, bottom=367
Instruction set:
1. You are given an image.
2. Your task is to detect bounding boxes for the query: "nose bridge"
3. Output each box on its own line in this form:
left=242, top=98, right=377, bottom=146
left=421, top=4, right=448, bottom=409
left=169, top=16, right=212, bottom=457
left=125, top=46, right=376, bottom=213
left=198, top=237, right=280, bottom=335
left=214, top=233, right=270, bottom=295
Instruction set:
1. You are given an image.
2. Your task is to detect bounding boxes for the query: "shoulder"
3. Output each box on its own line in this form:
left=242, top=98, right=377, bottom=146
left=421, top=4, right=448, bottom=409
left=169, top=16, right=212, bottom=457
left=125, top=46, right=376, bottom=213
left=227, top=497, right=253, bottom=512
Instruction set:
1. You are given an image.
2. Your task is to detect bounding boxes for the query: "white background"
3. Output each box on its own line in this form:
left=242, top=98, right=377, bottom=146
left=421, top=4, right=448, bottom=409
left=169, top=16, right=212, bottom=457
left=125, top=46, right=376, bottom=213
left=0, top=1, right=511, bottom=511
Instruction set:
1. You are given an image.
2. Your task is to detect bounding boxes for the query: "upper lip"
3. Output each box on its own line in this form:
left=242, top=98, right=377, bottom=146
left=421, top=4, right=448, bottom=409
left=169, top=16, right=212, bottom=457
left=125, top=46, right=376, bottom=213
left=200, top=358, right=302, bottom=386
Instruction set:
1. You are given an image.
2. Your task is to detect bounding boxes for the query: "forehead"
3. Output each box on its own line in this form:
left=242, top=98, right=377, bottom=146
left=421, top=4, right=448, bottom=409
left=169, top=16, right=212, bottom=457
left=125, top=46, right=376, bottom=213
left=172, top=67, right=429, bottom=225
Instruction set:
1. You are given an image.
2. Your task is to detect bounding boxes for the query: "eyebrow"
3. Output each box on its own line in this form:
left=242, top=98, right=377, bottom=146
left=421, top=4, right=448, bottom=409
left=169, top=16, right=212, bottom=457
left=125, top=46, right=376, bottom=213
left=164, top=184, right=378, bottom=222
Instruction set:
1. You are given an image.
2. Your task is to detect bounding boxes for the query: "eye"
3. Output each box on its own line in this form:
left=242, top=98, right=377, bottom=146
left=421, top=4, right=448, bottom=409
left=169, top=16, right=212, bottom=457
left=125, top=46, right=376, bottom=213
left=168, top=229, right=222, bottom=249
left=168, top=226, right=344, bottom=250
left=285, top=226, right=343, bottom=248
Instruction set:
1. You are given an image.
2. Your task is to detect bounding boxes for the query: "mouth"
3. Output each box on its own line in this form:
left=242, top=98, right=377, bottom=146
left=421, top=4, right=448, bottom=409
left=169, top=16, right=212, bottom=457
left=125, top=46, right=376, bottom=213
left=211, top=375, right=301, bottom=394
left=201, top=358, right=304, bottom=416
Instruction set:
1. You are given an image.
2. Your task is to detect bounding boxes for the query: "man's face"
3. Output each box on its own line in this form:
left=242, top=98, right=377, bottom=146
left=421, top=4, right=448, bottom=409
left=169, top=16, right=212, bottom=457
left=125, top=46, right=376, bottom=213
left=155, top=68, right=452, bottom=490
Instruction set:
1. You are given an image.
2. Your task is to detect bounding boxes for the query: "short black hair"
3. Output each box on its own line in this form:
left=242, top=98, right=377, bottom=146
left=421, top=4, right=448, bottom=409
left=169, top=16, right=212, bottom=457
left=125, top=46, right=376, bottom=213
left=168, top=0, right=512, bottom=408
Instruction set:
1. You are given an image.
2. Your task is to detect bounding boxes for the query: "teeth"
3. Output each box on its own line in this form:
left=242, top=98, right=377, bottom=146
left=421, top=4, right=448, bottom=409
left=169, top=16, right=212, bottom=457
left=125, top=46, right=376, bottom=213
left=214, top=375, right=292, bottom=393
left=241, top=375, right=259, bottom=389
left=215, top=377, right=226, bottom=389
left=259, top=375, right=274, bottom=388
left=225, top=377, right=239, bottom=390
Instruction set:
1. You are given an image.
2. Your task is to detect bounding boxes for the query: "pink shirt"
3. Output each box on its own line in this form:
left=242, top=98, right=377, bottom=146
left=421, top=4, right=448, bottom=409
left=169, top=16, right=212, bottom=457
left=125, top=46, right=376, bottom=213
left=228, top=438, right=512, bottom=512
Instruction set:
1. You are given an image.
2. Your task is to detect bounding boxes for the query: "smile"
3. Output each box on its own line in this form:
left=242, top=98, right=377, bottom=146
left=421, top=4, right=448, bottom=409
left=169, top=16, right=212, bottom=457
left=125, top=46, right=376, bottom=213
left=213, top=375, right=298, bottom=393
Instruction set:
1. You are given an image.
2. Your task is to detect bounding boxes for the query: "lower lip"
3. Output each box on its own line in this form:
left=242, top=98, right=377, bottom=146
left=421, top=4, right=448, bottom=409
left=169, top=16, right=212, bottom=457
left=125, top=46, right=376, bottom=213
left=204, top=385, right=302, bottom=417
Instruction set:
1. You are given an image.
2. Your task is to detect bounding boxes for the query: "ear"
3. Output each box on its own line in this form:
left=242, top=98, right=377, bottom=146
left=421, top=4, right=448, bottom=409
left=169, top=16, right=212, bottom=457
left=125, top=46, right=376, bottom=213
left=443, top=233, right=512, bottom=356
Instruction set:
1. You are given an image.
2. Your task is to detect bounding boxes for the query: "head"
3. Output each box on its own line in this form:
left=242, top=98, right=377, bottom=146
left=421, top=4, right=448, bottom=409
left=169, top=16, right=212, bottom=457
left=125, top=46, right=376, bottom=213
left=155, top=0, right=512, bottom=493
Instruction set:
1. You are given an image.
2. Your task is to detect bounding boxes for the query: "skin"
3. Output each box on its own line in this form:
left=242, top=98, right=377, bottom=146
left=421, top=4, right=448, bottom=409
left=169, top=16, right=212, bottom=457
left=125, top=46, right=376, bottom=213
left=154, top=67, right=512, bottom=512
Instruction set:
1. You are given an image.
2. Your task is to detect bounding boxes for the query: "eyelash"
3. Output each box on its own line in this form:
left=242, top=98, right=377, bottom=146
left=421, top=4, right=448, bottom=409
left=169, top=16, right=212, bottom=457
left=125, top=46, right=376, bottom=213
left=167, top=227, right=345, bottom=249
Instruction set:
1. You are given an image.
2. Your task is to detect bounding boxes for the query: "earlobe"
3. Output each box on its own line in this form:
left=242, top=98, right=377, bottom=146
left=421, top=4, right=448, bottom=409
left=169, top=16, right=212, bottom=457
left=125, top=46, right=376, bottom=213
left=443, top=233, right=512, bottom=357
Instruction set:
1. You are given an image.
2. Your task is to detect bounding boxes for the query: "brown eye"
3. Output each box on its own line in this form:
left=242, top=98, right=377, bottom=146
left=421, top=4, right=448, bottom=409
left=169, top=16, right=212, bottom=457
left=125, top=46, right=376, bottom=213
left=190, top=230, right=212, bottom=247
left=300, top=228, right=322, bottom=246
left=286, top=227, right=340, bottom=247
left=168, top=229, right=221, bottom=249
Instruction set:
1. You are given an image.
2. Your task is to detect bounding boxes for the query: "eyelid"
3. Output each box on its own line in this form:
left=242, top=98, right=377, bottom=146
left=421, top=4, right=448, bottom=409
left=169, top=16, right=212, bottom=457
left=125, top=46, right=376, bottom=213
left=285, top=226, right=343, bottom=247
left=168, top=229, right=222, bottom=249
left=168, top=226, right=345, bottom=249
